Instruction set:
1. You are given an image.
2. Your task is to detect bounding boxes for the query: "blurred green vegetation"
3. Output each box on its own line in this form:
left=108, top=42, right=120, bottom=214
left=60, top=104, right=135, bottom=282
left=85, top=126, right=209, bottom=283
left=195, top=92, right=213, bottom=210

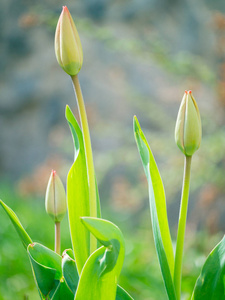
left=0, top=182, right=223, bottom=300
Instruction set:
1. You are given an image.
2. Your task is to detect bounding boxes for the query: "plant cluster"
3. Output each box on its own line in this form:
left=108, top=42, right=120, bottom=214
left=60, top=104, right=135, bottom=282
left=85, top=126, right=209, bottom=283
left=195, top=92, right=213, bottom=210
left=1, top=6, right=225, bottom=300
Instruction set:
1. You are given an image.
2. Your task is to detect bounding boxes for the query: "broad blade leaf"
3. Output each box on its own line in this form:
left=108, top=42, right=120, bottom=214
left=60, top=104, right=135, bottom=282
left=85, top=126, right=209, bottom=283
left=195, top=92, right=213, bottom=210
left=134, top=116, right=176, bottom=300
left=66, top=105, right=102, bottom=274
left=66, top=105, right=90, bottom=274
left=62, top=249, right=132, bottom=299
left=28, top=243, right=62, bottom=279
left=28, top=243, right=73, bottom=300
left=75, top=218, right=125, bottom=300
left=192, top=235, right=225, bottom=300
left=0, top=200, right=32, bottom=249
left=28, top=243, right=62, bottom=297
left=62, top=249, right=79, bottom=294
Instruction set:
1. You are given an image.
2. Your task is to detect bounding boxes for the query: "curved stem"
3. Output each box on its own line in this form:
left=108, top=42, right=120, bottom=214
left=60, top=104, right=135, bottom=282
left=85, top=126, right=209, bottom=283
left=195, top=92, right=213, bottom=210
left=55, top=222, right=61, bottom=254
left=71, top=74, right=97, bottom=253
left=174, top=155, right=192, bottom=300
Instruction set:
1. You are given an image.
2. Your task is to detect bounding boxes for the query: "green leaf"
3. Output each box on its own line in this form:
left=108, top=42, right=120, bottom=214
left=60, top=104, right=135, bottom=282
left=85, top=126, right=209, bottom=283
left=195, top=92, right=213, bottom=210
left=62, top=249, right=79, bottom=294
left=28, top=243, right=73, bottom=300
left=50, top=279, right=74, bottom=300
left=134, top=116, right=176, bottom=300
left=192, top=235, right=225, bottom=300
left=62, top=249, right=133, bottom=299
left=116, top=285, right=134, bottom=300
left=75, top=217, right=125, bottom=300
left=28, top=243, right=61, bottom=297
left=66, top=105, right=102, bottom=274
left=95, top=178, right=101, bottom=219
left=66, top=105, right=90, bottom=275
left=0, top=200, right=32, bottom=249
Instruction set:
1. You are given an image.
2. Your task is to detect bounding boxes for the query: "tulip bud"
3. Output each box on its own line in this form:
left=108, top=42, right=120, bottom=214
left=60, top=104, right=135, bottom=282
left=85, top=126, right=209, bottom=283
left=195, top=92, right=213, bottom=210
left=55, top=6, right=83, bottom=76
left=45, top=170, right=67, bottom=222
left=175, top=90, right=202, bottom=156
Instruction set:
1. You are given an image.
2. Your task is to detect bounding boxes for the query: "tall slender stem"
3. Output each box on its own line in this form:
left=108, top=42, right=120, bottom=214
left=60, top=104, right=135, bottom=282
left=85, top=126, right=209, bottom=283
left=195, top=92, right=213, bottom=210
left=71, top=74, right=97, bottom=253
left=55, top=222, right=61, bottom=254
left=174, top=155, right=192, bottom=300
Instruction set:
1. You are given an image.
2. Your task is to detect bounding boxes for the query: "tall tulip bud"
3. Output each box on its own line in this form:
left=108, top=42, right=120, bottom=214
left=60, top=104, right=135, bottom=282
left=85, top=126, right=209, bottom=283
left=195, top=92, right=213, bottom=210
left=175, top=90, right=202, bottom=156
left=55, top=6, right=83, bottom=76
left=45, top=170, right=67, bottom=222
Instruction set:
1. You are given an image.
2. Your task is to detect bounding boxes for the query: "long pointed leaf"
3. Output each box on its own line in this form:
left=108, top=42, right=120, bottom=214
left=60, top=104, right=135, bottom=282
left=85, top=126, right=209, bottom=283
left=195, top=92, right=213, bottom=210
left=0, top=200, right=32, bottom=249
left=66, top=105, right=90, bottom=275
left=75, top=217, right=125, bottom=300
left=134, top=116, right=176, bottom=300
left=66, top=105, right=102, bottom=274
left=192, top=235, right=225, bottom=300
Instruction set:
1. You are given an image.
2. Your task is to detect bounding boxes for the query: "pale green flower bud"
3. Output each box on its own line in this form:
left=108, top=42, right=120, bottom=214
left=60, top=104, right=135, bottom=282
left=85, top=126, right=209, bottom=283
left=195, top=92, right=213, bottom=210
left=45, top=170, right=67, bottom=222
left=175, top=90, right=202, bottom=156
left=55, top=6, right=83, bottom=76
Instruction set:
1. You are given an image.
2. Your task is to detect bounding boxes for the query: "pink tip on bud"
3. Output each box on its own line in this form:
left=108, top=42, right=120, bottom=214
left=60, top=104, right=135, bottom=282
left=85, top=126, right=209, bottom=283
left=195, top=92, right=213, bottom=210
left=175, top=90, right=202, bottom=156
left=45, top=170, right=67, bottom=223
left=62, top=6, right=69, bottom=13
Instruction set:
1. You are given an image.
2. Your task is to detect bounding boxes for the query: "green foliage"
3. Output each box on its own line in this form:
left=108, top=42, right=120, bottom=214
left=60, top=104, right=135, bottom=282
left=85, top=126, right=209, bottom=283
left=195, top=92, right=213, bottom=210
left=0, top=200, right=32, bottom=249
left=0, top=102, right=132, bottom=300
left=62, top=249, right=79, bottom=294
left=116, top=286, right=134, bottom=300
left=66, top=105, right=91, bottom=274
left=66, top=105, right=102, bottom=274
left=2, top=95, right=225, bottom=300
left=75, top=217, right=126, bottom=300
left=0, top=195, right=132, bottom=299
left=192, top=235, right=225, bottom=300
left=1, top=5, right=225, bottom=299
left=134, top=116, right=176, bottom=300
left=28, top=243, right=74, bottom=299
left=0, top=184, right=71, bottom=299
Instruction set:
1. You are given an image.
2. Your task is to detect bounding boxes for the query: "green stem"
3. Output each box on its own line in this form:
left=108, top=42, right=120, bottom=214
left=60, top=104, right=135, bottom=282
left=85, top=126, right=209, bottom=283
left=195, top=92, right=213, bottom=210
left=55, top=221, right=61, bottom=255
left=71, top=74, right=97, bottom=253
left=174, top=155, right=192, bottom=300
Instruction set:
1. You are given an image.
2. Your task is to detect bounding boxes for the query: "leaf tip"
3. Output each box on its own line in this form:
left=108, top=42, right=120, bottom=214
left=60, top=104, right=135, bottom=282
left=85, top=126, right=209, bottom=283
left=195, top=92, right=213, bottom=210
left=65, top=104, right=71, bottom=118
left=80, top=216, right=94, bottom=227
left=133, top=116, right=142, bottom=140
left=133, top=115, right=137, bottom=127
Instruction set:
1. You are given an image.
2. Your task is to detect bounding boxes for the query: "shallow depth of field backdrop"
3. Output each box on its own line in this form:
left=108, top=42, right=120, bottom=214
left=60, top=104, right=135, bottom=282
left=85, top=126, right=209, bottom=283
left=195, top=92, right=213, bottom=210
left=1, top=0, right=225, bottom=299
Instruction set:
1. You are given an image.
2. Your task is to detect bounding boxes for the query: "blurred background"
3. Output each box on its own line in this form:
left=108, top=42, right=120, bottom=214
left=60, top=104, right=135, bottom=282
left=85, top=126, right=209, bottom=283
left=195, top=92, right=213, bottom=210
left=1, top=0, right=225, bottom=299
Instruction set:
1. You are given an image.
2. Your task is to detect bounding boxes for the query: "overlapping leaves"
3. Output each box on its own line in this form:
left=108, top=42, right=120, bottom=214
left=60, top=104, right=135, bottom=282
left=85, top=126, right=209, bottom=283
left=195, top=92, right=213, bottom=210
left=75, top=217, right=126, bottom=300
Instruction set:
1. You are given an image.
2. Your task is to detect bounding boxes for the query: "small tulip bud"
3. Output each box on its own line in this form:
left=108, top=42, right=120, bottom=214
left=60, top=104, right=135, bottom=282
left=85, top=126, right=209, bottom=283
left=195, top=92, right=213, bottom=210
left=175, top=90, right=202, bottom=156
left=55, top=6, right=83, bottom=76
left=45, top=170, right=67, bottom=222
